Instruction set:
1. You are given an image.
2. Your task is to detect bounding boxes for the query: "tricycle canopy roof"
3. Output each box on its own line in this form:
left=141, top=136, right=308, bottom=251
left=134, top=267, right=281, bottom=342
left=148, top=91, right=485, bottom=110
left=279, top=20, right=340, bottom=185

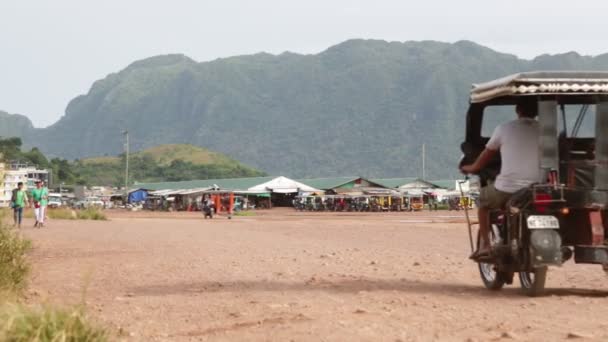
left=470, top=71, right=608, bottom=104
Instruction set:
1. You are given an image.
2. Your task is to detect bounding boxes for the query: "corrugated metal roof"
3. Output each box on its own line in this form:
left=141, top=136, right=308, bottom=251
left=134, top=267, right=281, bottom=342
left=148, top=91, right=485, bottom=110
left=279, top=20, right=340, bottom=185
left=371, top=178, right=418, bottom=189
left=429, top=180, right=458, bottom=190
left=470, top=71, right=608, bottom=103
left=134, top=176, right=275, bottom=191
left=295, top=177, right=361, bottom=190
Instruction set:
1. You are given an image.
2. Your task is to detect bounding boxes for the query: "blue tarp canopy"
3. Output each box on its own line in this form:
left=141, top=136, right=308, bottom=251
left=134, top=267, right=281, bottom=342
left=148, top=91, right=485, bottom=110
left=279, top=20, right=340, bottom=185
left=128, top=189, right=148, bottom=203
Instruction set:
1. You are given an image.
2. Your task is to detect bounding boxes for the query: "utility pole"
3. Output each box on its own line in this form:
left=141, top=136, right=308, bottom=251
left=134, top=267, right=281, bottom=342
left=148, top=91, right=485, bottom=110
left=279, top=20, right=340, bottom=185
left=422, top=143, right=426, bottom=180
left=123, top=130, right=129, bottom=199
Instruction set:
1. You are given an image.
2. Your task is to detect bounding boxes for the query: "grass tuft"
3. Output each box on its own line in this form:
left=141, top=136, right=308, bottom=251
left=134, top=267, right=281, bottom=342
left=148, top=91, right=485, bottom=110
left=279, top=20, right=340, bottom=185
left=233, top=210, right=256, bottom=217
left=76, top=208, right=107, bottom=221
left=0, top=303, right=108, bottom=342
left=0, top=208, right=106, bottom=221
left=0, top=225, right=31, bottom=294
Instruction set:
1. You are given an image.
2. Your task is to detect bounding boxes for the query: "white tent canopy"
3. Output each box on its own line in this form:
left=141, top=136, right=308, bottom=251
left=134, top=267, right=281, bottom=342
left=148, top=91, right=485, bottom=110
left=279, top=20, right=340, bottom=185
left=248, top=176, right=319, bottom=193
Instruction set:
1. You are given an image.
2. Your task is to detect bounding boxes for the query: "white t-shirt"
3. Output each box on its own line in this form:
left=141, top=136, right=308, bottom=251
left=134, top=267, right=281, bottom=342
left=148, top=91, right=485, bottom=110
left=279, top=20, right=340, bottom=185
left=486, top=117, right=540, bottom=193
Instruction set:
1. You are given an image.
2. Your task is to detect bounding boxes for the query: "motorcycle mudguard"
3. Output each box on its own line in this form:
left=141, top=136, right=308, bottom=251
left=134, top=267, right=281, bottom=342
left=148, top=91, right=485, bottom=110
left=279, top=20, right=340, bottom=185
left=530, top=230, right=563, bottom=266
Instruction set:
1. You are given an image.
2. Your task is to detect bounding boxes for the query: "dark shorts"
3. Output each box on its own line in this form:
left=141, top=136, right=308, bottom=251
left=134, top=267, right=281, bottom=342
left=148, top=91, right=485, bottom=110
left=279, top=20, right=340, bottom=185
left=479, top=183, right=512, bottom=209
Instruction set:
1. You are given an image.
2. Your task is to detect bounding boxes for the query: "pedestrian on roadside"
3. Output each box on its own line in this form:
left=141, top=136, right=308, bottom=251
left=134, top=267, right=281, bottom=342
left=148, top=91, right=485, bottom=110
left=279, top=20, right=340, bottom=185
left=11, top=182, right=29, bottom=228
left=31, top=180, right=49, bottom=228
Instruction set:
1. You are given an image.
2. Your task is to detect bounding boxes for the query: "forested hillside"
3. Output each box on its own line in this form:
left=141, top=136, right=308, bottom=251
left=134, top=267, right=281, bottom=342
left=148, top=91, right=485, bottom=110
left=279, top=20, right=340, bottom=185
left=0, top=139, right=264, bottom=186
left=3, top=39, right=608, bottom=178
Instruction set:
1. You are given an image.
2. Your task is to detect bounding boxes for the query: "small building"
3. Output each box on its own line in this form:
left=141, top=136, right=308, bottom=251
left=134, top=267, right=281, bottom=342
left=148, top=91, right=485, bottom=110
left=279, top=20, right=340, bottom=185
left=246, top=176, right=318, bottom=206
left=429, top=179, right=471, bottom=192
left=1, top=169, right=27, bottom=207
left=372, top=178, right=443, bottom=191
left=296, top=177, right=387, bottom=195
left=373, top=178, right=451, bottom=205
left=127, top=188, right=148, bottom=204
left=134, top=176, right=319, bottom=209
left=371, top=178, right=418, bottom=190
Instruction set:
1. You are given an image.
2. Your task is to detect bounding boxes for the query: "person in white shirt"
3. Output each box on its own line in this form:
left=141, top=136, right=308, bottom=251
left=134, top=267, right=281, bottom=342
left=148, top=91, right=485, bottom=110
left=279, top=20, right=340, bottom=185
left=461, top=100, right=540, bottom=259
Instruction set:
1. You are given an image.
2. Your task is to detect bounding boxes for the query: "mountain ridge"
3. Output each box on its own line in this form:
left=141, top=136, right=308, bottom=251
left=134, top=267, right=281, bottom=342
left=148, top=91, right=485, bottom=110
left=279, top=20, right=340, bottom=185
left=3, top=39, right=608, bottom=178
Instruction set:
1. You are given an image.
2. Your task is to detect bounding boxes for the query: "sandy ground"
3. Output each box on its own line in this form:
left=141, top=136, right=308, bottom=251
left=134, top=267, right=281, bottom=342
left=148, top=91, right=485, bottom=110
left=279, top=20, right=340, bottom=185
left=20, top=208, right=608, bottom=341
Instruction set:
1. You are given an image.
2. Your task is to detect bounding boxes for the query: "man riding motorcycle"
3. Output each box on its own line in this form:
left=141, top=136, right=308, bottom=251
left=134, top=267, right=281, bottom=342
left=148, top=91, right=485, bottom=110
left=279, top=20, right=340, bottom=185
left=460, top=100, right=540, bottom=260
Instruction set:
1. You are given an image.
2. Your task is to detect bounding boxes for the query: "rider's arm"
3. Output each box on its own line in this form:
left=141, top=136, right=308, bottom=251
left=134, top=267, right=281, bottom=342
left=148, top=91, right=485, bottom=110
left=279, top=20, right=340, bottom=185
left=461, top=148, right=498, bottom=174
left=461, top=124, right=502, bottom=174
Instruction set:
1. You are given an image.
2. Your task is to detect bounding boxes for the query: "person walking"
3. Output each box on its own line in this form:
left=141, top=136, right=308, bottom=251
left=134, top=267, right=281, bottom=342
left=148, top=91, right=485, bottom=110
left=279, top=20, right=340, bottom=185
left=31, top=180, right=49, bottom=228
left=11, top=182, right=29, bottom=228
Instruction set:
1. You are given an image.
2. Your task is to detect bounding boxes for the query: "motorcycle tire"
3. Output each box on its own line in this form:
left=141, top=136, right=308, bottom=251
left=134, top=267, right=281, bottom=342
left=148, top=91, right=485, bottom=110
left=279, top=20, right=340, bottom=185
left=477, top=227, right=508, bottom=290
left=519, top=266, right=547, bottom=297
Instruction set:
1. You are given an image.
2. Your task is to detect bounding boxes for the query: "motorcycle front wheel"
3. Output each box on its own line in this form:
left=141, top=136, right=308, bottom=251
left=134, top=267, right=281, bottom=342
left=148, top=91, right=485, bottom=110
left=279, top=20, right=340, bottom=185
left=477, top=225, right=508, bottom=290
left=519, top=266, right=547, bottom=297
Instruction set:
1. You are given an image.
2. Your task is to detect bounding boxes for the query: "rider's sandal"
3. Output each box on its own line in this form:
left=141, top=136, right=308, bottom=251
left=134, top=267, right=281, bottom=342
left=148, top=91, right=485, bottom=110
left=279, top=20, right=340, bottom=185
left=469, top=249, right=491, bottom=261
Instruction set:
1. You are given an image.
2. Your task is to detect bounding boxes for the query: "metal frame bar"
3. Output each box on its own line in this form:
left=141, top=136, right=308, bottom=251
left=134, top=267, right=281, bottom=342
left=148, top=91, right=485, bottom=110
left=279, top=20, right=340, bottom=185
left=595, top=102, right=608, bottom=190
left=538, top=100, right=559, bottom=181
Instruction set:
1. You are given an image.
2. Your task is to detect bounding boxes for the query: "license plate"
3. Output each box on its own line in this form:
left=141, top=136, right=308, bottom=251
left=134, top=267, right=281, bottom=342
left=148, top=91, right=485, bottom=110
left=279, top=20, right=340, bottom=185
left=527, top=215, right=559, bottom=229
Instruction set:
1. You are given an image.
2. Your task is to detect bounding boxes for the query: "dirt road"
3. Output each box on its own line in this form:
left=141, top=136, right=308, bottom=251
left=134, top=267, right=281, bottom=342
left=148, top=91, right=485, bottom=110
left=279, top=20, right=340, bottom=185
left=23, top=209, right=608, bottom=341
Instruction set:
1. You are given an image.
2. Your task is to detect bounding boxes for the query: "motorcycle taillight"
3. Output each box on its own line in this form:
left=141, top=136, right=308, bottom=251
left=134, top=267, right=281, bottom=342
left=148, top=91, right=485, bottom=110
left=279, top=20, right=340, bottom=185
left=534, top=193, right=552, bottom=213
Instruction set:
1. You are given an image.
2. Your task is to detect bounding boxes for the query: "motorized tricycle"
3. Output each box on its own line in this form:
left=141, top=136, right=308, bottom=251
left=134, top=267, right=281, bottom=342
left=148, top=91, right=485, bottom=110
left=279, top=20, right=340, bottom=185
left=460, top=71, right=608, bottom=296
left=408, top=194, right=424, bottom=211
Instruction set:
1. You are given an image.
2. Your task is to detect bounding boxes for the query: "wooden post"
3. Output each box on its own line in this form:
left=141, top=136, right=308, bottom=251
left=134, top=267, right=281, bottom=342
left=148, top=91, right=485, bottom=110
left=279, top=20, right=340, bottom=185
left=214, top=194, right=221, bottom=214
left=229, top=192, right=234, bottom=214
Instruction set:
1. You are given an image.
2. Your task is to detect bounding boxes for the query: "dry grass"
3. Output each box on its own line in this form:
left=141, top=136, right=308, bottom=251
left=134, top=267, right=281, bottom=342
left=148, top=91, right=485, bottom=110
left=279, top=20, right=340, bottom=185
left=75, top=208, right=107, bottom=221
left=234, top=210, right=256, bottom=217
left=0, top=303, right=108, bottom=342
left=0, top=212, right=109, bottom=341
left=0, top=208, right=106, bottom=221
left=0, top=213, right=31, bottom=295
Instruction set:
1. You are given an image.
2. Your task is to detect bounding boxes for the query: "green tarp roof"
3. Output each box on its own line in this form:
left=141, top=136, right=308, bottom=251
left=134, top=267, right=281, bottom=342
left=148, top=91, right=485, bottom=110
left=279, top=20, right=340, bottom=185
left=134, top=176, right=450, bottom=193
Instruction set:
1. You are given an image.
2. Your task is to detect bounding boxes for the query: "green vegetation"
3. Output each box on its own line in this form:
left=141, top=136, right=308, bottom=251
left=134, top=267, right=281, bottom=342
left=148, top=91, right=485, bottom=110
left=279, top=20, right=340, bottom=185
left=0, top=304, right=108, bottom=342
left=75, top=144, right=265, bottom=186
left=4, top=40, right=608, bottom=178
left=0, top=208, right=106, bottom=221
left=0, top=138, right=265, bottom=186
left=0, top=225, right=31, bottom=294
left=0, top=214, right=108, bottom=341
left=75, top=208, right=107, bottom=221
left=233, top=210, right=256, bottom=217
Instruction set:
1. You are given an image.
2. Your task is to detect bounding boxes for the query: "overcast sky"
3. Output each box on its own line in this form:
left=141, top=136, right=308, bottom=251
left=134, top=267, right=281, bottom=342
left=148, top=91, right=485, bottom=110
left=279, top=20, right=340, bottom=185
left=1, top=0, right=607, bottom=127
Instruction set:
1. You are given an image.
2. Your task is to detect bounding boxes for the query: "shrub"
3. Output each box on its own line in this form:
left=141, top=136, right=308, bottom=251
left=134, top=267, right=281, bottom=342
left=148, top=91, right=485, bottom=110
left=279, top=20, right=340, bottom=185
left=0, top=303, right=108, bottom=342
left=1, top=208, right=106, bottom=222
left=233, top=210, right=256, bottom=217
left=0, top=209, right=33, bottom=221
left=76, top=208, right=107, bottom=221
left=0, top=209, right=110, bottom=341
left=46, top=208, right=77, bottom=220
left=0, top=224, right=31, bottom=294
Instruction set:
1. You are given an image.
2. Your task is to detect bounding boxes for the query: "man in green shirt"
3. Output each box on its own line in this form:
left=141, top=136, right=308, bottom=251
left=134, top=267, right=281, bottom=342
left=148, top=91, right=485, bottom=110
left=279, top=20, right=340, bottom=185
left=31, top=180, right=49, bottom=228
left=12, top=182, right=28, bottom=228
